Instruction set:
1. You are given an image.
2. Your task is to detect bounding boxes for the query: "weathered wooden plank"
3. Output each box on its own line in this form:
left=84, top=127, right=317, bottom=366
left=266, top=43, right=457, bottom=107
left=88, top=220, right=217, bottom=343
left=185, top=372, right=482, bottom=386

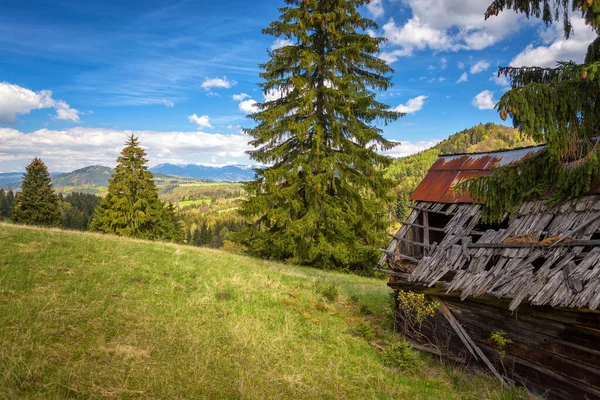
left=432, top=296, right=508, bottom=387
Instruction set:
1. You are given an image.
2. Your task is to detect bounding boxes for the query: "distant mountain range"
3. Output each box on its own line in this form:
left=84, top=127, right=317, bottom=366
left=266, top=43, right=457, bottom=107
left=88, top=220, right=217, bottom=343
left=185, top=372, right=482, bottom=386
left=150, top=163, right=256, bottom=182
left=0, top=163, right=256, bottom=191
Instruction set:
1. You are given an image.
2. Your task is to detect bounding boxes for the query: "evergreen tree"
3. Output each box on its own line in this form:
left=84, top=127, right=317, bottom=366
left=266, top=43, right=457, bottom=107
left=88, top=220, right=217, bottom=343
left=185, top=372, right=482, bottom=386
left=237, top=0, right=400, bottom=271
left=6, top=190, right=15, bottom=218
left=160, top=202, right=184, bottom=242
left=0, top=190, right=7, bottom=218
left=460, top=1, right=600, bottom=222
left=89, top=135, right=177, bottom=240
left=12, top=158, right=62, bottom=226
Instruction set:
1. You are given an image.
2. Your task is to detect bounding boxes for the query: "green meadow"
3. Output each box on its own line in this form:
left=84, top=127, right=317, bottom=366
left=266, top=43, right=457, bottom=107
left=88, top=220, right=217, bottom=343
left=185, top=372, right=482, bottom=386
left=0, top=223, right=525, bottom=399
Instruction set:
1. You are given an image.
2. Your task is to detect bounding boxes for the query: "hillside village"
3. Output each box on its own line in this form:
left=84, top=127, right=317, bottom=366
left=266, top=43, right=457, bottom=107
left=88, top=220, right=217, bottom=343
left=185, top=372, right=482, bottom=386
left=2, top=0, right=600, bottom=399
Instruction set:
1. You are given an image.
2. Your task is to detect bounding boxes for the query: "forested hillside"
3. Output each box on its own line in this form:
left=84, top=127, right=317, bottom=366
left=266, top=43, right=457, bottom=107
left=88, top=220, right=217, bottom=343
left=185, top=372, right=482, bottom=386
left=385, top=123, right=538, bottom=220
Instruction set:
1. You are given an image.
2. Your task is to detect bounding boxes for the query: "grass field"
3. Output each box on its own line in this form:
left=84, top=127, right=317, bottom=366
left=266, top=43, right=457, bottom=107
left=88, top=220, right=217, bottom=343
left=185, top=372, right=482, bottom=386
left=0, top=223, right=525, bottom=399
left=176, top=198, right=212, bottom=207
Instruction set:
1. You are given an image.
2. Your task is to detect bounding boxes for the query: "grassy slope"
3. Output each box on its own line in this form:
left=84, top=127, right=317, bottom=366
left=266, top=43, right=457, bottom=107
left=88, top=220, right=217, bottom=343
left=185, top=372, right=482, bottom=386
left=0, top=223, right=523, bottom=399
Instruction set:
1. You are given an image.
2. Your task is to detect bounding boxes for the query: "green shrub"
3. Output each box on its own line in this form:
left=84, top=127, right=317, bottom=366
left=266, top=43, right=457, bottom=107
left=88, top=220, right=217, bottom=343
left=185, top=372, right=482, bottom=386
left=382, top=340, right=421, bottom=371
left=349, top=320, right=375, bottom=341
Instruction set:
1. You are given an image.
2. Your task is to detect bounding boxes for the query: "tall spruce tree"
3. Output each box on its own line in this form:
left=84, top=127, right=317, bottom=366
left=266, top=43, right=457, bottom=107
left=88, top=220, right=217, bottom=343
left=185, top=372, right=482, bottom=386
left=12, top=158, right=62, bottom=226
left=89, top=136, right=180, bottom=241
left=237, top=0, right=400, bottom=271
left=460, top=1, right=600, bottom=222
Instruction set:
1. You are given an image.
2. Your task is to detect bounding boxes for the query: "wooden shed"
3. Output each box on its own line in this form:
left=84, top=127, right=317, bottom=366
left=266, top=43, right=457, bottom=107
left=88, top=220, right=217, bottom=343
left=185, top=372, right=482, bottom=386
left=378, top=145, right=600, bottom=400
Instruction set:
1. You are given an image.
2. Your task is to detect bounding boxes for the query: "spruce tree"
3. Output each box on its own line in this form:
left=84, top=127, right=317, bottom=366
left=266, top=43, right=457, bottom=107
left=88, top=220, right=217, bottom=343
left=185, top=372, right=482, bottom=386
left=237, top=0, right=400, bottom=271
left=6, top=190, right=14, bottom=218
left=12, top=158, right=62, bottom=226
left=89, top=136, right=177, bottom=240
left=0, top=190, right=7, bottom=219
left=460, top=1, right=600, bottom=222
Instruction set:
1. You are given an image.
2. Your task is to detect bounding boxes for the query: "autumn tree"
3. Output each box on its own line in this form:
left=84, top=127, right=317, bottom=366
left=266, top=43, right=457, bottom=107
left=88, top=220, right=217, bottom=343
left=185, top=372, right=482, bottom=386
left=89, top=136, right=182, bottom=241
left=12, top=158, right=62, bottom=226
left=237, top=0, right=401, bottom=271
left=461, top=1, right=600, bottom=222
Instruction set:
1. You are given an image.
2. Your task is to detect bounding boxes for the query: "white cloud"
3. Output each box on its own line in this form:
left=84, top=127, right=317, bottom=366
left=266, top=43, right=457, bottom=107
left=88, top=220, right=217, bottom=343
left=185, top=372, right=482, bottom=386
left=383, top=139, right=442, bottom=158
left=491, top=73, right=510, bottom=88
left=201, top=76, right=235, bottom=91
left=0, top=82, right=80, bottom=124
left=367, top=0, right=384, bottom=19
left=440, top=57, right=448, bottom=69
left=380, top=0, right=521, bottom=63
left=232, top=93, right=250, bottom=101
left=393, top=95, right=428, bottom=114
left=472, top=90, right=496, bottom=110
left=382, top=17, right=453, bottom=57
left=161, top=99, right=174, bottom=108
left=470, top=60, right=490, bottom=74
left=456, top=72, right=468, bottom=83
left=379, top=49, right=412, bottom=65
left=270, top=38, right=293, bottom=50
left=0, top=127, right=254, bottom=172
left=54, top=101, right=81, bottom=122
left=187, top=114, right=213, bottom=129
left=457, top=62, right=465, bottom=69
left=239, top=99, right=258, bottom=114
left=510, top=16, right=596, bottom=67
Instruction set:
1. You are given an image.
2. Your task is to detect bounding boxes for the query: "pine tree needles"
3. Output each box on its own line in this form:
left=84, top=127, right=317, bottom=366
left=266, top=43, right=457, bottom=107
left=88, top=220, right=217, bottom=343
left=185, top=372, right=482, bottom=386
left=460, top=1, right=600, bottom=222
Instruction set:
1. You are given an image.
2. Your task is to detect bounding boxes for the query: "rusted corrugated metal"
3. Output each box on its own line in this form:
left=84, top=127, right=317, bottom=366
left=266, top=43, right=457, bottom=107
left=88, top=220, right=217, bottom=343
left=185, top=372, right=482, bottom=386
left=410, top=145, right=545, bottom=203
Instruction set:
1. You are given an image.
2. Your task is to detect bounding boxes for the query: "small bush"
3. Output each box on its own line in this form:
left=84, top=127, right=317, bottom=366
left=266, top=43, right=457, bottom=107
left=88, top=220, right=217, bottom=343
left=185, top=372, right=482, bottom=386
left=349, top=320, right=375, bottom=341
left=359, top=303, right=375, bottom=315
left=490, top=330, right=512, bottom=359
left=382, top=340, right=421, bottom=371
left=396, top=291, right=438, bottom=324
left=314, top=281, right=339, bottom=301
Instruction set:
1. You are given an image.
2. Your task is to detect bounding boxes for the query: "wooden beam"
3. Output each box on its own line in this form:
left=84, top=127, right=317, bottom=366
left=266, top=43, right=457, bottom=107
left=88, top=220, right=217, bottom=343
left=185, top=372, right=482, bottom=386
left=378, top=249, right=421, bottom=263
left=551, top=214, right=600, bottom=247
left=431, top=296, right=508, bottom=388
left=467, top=240, right=600, bottom=249
left=372, top=268, right=411, bottom=280
left=410, top=205, right=454, bottom=216
left=386, top=233, right=434, bottom=248
left=403, top=221, right=446, bottom=233
left=423, top=211, right=430, bottom=251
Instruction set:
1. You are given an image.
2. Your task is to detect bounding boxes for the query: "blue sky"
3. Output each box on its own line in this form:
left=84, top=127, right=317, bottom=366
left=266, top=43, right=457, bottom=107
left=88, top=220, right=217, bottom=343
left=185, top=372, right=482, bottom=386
left=0, top=0, right=596, bottom=172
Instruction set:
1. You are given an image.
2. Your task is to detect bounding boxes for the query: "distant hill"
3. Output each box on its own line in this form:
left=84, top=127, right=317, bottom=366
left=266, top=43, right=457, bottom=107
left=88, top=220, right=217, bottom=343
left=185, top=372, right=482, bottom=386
left=149, top=164, right=255, bottom=182
left=52, top=165, right=113, bottom=187
left=0, top=163, right=253, bottom=193
left=0, top=171, right=64, bottom=189
left=385, top=123, right=539, bottom=220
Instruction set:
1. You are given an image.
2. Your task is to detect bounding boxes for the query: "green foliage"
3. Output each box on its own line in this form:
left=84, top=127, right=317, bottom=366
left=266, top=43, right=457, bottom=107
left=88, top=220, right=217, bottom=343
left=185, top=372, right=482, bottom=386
left=0, top=190, right=15, bottom=219
left=485, top=0, right=600, bottom=38
left=59, top=192, right=101, bottom=230
left=12, top=158, right=62, bottom=226
left=237, top=0, right=400, bottom=272
left=381, top=340, right=422, bottom=371
left=396, top=291, right=439, bottom=324
left=462, top=2, right=600, bottom=222
left=384, top=123, right=535, bottom=221
left=349, top=320, right=375, bottom=341
left=490, top=330, right=513, bottom=359
left=89, top=136, right=182, bottom=242
left=314, top=280, right=339, bottom=301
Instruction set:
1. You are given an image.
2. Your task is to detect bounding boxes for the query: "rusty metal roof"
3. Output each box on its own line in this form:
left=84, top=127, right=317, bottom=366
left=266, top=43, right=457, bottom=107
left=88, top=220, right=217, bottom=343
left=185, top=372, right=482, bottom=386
left=410, top=145, right=546, bottom=203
